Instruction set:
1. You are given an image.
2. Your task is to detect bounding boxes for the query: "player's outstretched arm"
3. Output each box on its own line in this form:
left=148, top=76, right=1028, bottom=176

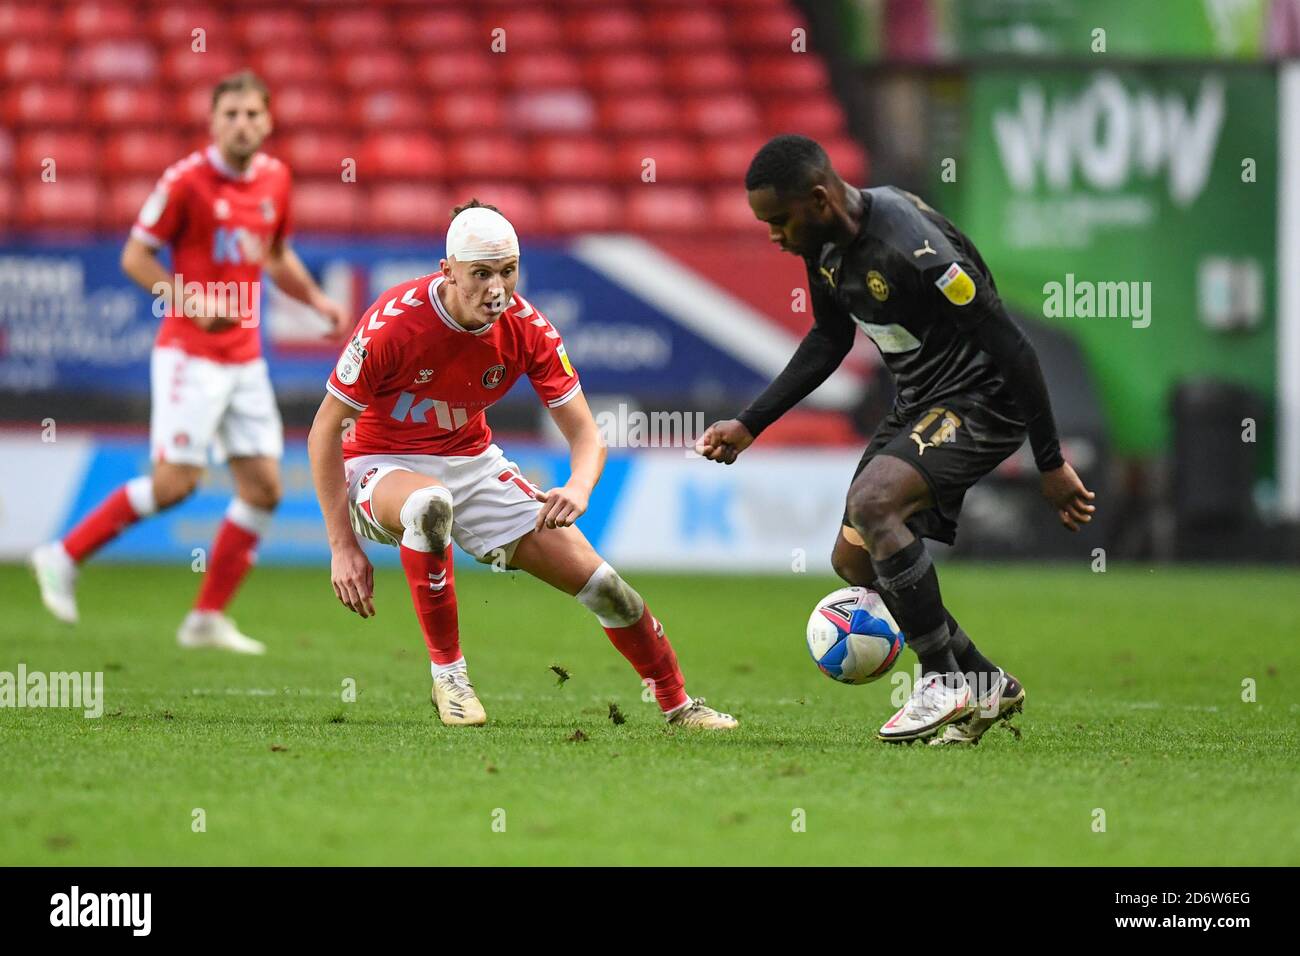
left=265, top=238, right=350, bottom=336
left=536, top=391, right=605, bottom=531
left=307, top=393, right=375, bottom=617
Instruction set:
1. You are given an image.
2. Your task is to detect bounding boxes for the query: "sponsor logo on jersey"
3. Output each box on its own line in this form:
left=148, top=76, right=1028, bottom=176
left=866, top=270, right=890, bottom=302
left=360, top=466, right=379, bottom=489
left=482, top=364, right=506, bottom=388
left=214, top=198, right=231, bottom=220
left=936, top=262, right=976, bottom=306
left=556, top=344, right=575, bottom=377
left=335, top=336, right=367, bottom=385
left=913, top=240, right=937, bottom=257
left=415, top=368, right=433, bottom=384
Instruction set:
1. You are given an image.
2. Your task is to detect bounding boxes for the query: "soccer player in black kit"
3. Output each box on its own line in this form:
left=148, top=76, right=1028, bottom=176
left=696, top=134, right=1096, bottom=745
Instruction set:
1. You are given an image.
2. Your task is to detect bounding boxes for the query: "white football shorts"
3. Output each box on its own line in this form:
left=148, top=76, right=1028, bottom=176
left=344, top=443, right=543, bottom=563
left=150, top=346, right=284, bottom=466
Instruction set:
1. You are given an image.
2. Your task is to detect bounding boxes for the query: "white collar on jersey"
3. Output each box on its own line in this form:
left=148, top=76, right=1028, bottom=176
left=205, top=145, right=259, bottom=182
left=428, top=274, right=499, bottom=336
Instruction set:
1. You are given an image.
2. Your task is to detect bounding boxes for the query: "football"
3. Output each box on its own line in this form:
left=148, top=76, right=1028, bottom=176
left=806, top=586, right=905, bottom=684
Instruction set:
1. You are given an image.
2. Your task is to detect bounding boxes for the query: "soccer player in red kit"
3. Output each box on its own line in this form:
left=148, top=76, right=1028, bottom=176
left=308, top=201, right=737, bottom=728
left=31, top=71, right=349, bottom=652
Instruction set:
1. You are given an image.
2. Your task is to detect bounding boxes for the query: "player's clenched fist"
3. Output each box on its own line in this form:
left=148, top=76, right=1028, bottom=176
left=331, top=544, right=376, bottom=618
left=695, top=419, right=754, bottom=465
left=534, top=482, right=589, bottom=530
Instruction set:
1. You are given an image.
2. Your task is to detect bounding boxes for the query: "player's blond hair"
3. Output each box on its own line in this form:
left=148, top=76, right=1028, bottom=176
left=211, top=70, right=271, bottom=112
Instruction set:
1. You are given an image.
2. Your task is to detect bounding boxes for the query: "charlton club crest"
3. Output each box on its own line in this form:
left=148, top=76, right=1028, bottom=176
left=360, top=467, right=379, bottom=489
left=482, top=364, right=506, bottom=388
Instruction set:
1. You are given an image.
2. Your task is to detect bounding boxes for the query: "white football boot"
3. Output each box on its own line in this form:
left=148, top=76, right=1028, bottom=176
left=929, top=670, right=1025, bottom=746
left=30, top=542, right=79, bottom=624
left=431, top=667, right=487, bottom=726
left=666, top=697, right=739, bottom=730
left=877, top=671, right=972, bottom=743
left=177, top=611, right=267, bottom=655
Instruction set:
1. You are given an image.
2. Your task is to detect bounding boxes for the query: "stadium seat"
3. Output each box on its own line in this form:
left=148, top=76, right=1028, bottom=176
left=821, top=136, right=869, bottom=183
left=432, top=93, right=506, bottom=133
left=599, top=94, right=679, bottom=134
left=317, top=8, right=392, bottom=47
left=416, top=50, right=497, bottom=91
left=489, top=8, right=563, bottom=50
left=624, top=186, right=707, bottom=233
left=647, top=9, right=729, bottom=48
left=613, top=137, right=702, bottom=185
left=90, top=86, right=169, bottom=128
left=763, top=97, right=845, bottom=139
left=0, top=180, right=14, bottom=231
left=348, top=90, right=426, bottom=130
left=450, top=182, right=540, bottom=235
left=0, top=125, right=12, bottom=173
left=2, top=42, right=65, bottom=82
left=532, top=138, right=615, bottom=183
left=699, top=135, right=768, bottom=182
left=16, top=132, right=99, bottom=175
left=708, top=187, right=760, bottom=231
left=69, top=40, right=158, bottom=84
left=447, top=136, right=528, bottom=180
left=540, top=185, right=621, bottom=233
left=663, top=51, right=746, bottom=92
left=745, top=54, right=830, bottom=94
left=4, top=84, right=81, bottom=126
left=358, top=131, right=445, bottom=179
left=280, top=131, right=357, bottom=178
left=682, top=94, right=761, bottom=137
left=502, top=51, right=584, bottom=89
left=275, top=87, right=347, bottom=131
left=234, top=9, right=313, bottom=48
left=291, top=180, right=361, bottom=233
left=0, top=4, right=57, bottom=42
left=584, top=52, right=664, bottom=92
left=338, top=52, right=413, bottom=90
left=251, top=48, right=327, bottom=86
left=369, top=182, right=450, bottom=234
left=62, top=3, right=137, bottom=41
left=399, top=9, right=479, bottom=49
left=507, top=90, right=595, bottom=133
left=100, top=175, right=154, bottom=230
left=730, top=7, right=807, bottom=48
left=102, top=131, right=183, bottom=177
left=150, top=4, right=221, bottom=46
left=17, top=175, right=100, bottom=230
left=563, top=8, right=645, bottom=49
left=162, top=47, right=240, bottom=84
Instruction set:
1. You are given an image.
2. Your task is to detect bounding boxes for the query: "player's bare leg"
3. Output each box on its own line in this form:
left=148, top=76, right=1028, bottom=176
left=369, top=468, right=483, bottom=726
left=31, top=460, right=201, bottom=625
left=508, top=524, right=738, bottom=729
left=177, top=456, right=278, bottom=655
left=845, top=455, right=975, bottom=741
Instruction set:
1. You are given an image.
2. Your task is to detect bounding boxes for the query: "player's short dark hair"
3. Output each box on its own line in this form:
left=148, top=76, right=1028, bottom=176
left=211, top=70, right=271, bottom=111
left=745, top=134, right=831, bottom=197
left=450, top=197, right=501, bottom=220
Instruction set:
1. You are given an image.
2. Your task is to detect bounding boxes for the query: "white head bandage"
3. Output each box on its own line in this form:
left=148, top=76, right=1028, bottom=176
left=445, top=206, right=519, bottom=262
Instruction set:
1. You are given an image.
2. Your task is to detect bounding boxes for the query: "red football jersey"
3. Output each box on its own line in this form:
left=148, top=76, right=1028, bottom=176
left=132, top=145, right=293, bottom=364
left=327, top=272, right=582, bottom=459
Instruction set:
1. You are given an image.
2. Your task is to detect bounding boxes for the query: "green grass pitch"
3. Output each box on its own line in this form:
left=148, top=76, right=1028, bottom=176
left=2, top=561, right=1297, bottom=866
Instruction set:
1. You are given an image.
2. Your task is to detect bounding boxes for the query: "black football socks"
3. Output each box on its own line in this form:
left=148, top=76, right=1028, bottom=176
left=946, top=611, right=1001, bottom=686
left=871, top=538, right=960, bottom=680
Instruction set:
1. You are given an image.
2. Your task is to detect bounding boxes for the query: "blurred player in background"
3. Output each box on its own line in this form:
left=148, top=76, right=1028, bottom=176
left=698, top=134, right=1096, bottom=744
left=31, top=70, right=349, bottom=652
left=308, top=200, right=737, bottom=729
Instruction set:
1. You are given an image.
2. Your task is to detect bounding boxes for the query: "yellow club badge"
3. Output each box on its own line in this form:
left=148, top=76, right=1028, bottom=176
left=866, top=270, right=889, bottom=302
left=936, top=262, right=976, bottom=306
left=557, top=343, right=575, bottom=377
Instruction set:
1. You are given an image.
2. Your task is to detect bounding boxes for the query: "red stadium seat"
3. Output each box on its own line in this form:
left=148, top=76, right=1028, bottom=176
left=2, top=42, right=65, bottom=82
left=624, top=186, right=705, bottom=233
left=449, top=182, right=540, bottom=235
left=17, top=175, right=100, bottom=230
left=447, top=136, right=528, bottom=180
left=280, top=131, right=356, bottom=178
left=0, top=4, right=57, bottom=42
left=69, top=40, right=158, bottom=83
left=613, top=137, right=701, bottom=185
left=0, top=180, right=15, bottom=231
left=101, top=175, right=154, bottom=230
left=416, top=50, right=497, bottom=90
left=336, top=50, right=412, bottom=89
left=699, top=135, right=768, bottom=183
left=348, top=90, right=426, bottom=129
left=489, top=8, right=563, bottom=50
left=599, top=94, right=679, bottom=134
left=0, top=125, right=12, bottom=173
left=763, top=97, right=845, bottom=139
left=274, top=87, right=347, bottom=131
left=647, top=9, right=729, bottom=48
left=369, top=183, right=450, bottom=234
left=821, top=136, right=869, bottom=184
left=90, top=86, right=169, bottom=128
left=16, top=132, right=99, bottom=175
left=162, top=47, right=240, bottom=85
left=563, top=8, right=645, bottom=49
left=431, top=92, right=506, bottom=132
left=584, top=52, right=664, bottom=92
left=746, top=54, right=830, bottom=95
left=4, top=83, right=80, bottom=126
left=502, top=51, right=584, bottom=89
left=318, top=8, right=392, bottom=47
left=540, top=185, right=621, bottom=233
left=61, top=2, right=136, bottom=41
left=150, top=4, right=221, bottom=46
left=731, top=7, right=808, bottom=49
left=682, top=94, right=761, bottom=137
left=507, top=90, right=595, bottom=133
left=664, top=51, right=745, bottom=92
left=708, top=187, right=759, bottom=232
left=251, top=48, right=326, bottom=86
left=175, top=86, right=216, bottom=129
left=234, top=9, right=312, bottom=48
left=358, top=131, right=444, bottom=179
left=102, top=131, right=183, bottom=177
left=532, top=138, right=615, bottom=183
left=291, top=180, right=361, bottom=233
left=399, top=9, right=479, bottom=49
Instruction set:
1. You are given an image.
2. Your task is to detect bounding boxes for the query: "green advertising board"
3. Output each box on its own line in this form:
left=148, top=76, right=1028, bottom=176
left=945, top=67, right=1277, bottom=458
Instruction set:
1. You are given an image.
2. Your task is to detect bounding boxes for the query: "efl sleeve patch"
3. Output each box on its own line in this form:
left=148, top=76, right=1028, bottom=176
left=334, top=336, right=367, bottom=386
left=935, top=263, right=977, bottom=306
left=556, top=342, right=575, bottom=377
